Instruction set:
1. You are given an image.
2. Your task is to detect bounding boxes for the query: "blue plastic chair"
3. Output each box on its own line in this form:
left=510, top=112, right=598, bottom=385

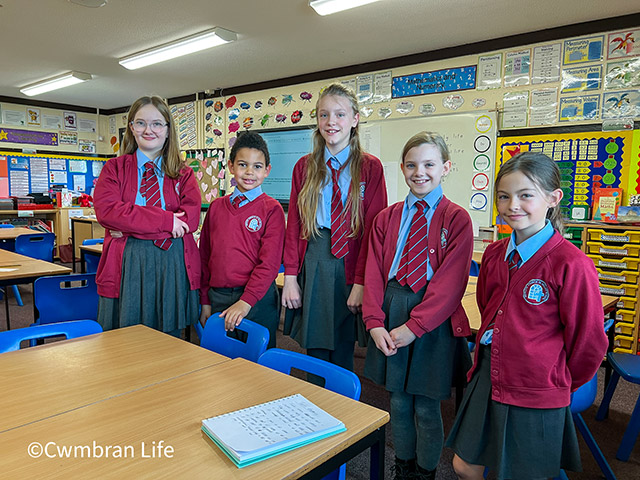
left=596, top=352, right=640, bottom=462
left=258, top=348, right=361, bottom=480
left=82, top=238, right=104, bottom=273
left=15, top=232, right=55, bottom=262
left=33, top=273, right=98, bottom=325
left=0, top=224, right=14, bottom=228
left=0, top=320, right=102, bottom=353
left=200, top=313, right=269, bottom=362
left=0, top=224, right=23, bottom=306
left=469, top=260, right=480, bottom=277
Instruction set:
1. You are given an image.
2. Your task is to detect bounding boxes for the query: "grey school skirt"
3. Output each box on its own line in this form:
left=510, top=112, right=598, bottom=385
left=364, top=279, right=471, bottom=398
left=284, top=229, right=355, bottom=350
left=445, top=346, right=581, bottom=479
left=97, top=237, right=199, bottom=333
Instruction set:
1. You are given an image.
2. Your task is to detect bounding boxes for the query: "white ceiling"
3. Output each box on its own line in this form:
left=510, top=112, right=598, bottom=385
left=1, top=0, right=639, bottom=110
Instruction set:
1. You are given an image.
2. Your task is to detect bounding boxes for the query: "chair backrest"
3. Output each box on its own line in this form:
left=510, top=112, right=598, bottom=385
left=34, top=273, right=98, bottom=324
left=258, top=348, right=361, bottom=400
left=82, top=238, right=104, bottom=246
left=469, top=260, right=480, bottom=277
left=200, top=314, right=269, bottom=362
left=571, top=372, right=597, bottom=414
left=0, top=320, right=102, bottom=353
left=0, top=224, right=15, bottom=228
left=15, top=232, right=55, bottom=262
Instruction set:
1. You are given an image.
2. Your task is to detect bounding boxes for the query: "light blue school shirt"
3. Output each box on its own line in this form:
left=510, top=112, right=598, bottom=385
left=316, top=145, right=352, bottom=229
left=135, top=149, right=165, bottom=209
left=230, top=186, right=263, bottom=207
left=388, top=185, right=443, bottom=281
left=504, top=220, right=554, bottom=266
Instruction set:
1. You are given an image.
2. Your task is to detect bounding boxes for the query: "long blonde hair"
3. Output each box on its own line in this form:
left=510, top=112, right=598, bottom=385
left=297, top=84, right=364, bottom=239
left=120, top=95, right=184, bottom=179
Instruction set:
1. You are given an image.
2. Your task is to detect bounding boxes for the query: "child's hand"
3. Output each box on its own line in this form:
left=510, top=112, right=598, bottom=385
left=282, top=275, right=302, bottom=309
left=369, top=327, right=397, bottom=356
left=346, top=284, right=364, bottom=314
left=199, top=304, right=212, bottom=327
left=390, top=324, right=417, bottom=348
left=221, top=300, right=251, bottom=331
left=172, top=212, right=189, bottom=238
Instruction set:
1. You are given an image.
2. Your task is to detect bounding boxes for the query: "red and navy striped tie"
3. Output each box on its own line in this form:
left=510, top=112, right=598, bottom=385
left=231, top=194, right=246, bottom=209
left=508, top=250, right=521, bottom=276
left=328, top=160, right=349, bottom=259
left=397, top=200, right=429, bottom=293
left=141, top=161, right=171, bottom=251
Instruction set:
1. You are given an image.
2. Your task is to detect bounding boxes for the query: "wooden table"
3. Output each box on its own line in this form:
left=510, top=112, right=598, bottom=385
left=79, top=243, right=102, bottom=273
left=0, top=325, right=228, bottom=433
left=0, top=250, right=71, bottom=330
left=0, top=227, right=42, bottom=240
left=0, top=326, right=389, bottom=479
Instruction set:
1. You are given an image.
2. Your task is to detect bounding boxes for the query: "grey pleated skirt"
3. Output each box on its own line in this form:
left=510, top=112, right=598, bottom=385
left=364, top=279, right=471, bottom=398
left=285, top=229, right=355, bottom=350
left=97, top=237, right=199, bottom=333
left=445, top=346, right=582, bottom=479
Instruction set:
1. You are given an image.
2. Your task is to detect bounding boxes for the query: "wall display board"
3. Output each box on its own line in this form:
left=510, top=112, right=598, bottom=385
left=496, top=131, right=635, bottom=223
left=360, top=111, right=497, bottom=228
left=185, top=148, right=226, bottom=205
left=0, top=151, right=107, bottom=198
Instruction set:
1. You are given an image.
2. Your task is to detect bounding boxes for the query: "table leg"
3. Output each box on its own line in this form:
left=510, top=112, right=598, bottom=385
left=4, top=289, right=10, bottom=330
left=80, top=249, right=86, bottom=274
left=72, top=220, right=76, bottom=273
left=604, top=309, right=616, bottom=388
left=370, top=426, right=386, bottom=480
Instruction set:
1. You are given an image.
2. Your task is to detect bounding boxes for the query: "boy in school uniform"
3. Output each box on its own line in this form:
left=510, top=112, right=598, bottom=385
left=199, top=131, right=285, bottom=348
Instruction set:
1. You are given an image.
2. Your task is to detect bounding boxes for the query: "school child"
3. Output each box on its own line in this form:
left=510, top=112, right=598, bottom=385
left=446, top=152, right=609, bottom=480
left=199, top=131, right=285, bottom=348
left=363, top=131, right=473, bottom=480
left=94, top=95, right=200, bottom=336
left=282, top=83, right=387, bottom=371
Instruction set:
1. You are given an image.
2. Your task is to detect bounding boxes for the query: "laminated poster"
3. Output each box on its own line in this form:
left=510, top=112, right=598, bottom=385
left=477, top=54, right=502, bottom=90
left=502, top=91, right=529, bottom=128
left=532, top=43, right=561, bottom=84
left=561, top=65, right=602, bottom=93
left=529, top=88, right=558, bottom=127
left=27, top=108, right=40, bottom=127
left=607, top=30, right=640, bottom=59
left=372, top=71, right=392, bottom=103
left=604, top=58, right=640, bottom=90
left=563, top=36, right=604, bottom=65
left=504, top=49, right=531, bottom=87
left=558, top=95, right=600, bottom=122
left=602, top=90, right=640, bottom=119
left=356, top=74, right=373, bottom=104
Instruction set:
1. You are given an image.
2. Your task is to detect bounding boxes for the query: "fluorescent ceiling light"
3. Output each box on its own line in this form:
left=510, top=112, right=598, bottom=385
left=309, top=0, right=383, bottom=16
left=119, top=27, right=237, bottom=70
left=20, top=71, right=92, bottom=97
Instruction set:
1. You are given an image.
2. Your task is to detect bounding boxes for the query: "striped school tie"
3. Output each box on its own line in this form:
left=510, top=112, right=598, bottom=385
left=141, top=161, right=171, bottom=251
left=327, top=159, right=349, bottom=259
left=508, top=250, right=521, bottom=276
left=231, top=194, right=246, bottom=209
left=397, top=200, right=429, bottom=293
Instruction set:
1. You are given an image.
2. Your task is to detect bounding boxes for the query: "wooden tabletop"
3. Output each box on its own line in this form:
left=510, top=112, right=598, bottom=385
left=0, top=325, right=228, bottom=432
left=0, top=250, right=71, bottom=283
left=0, top=227, right=42, bottom=240
left=80, top=244, right=103, bottom=255
left=0, top=356, right=388, bottom=479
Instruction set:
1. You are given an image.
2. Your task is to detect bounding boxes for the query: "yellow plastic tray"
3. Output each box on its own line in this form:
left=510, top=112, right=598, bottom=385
left=588, top=255, right=640, bottom=270
left=600, top=282, right=638, bottom=298
left=588, top=229, right=640, bottom=244
left=615, top=321, right=637, bottom=337
left=615, top=309, right=637, bottom=324
left=614, top=334, right=635, bottom=350
left=597, top=268, right=640, bottom=284
left=616, top=296, right=637, bottom=311
left=587, top=242, right=640, bottom=258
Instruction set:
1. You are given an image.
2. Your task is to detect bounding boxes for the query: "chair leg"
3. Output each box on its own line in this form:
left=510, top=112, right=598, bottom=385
left=616, top=394, right=640, bottom=462
left=573, top=413, right=617, bottom=479
left=11, top=285, right=23, bottom=307
left=596, top=372, right=621, bottom=421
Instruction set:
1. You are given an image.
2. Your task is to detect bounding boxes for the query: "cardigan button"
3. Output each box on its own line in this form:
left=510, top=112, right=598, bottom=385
left=492, top=348, right=499, bottom=354
left=498, top=309, right=503, bottom=315
left=429, top=249, right=435, bottom=254
left=494, top=327, right=500, bottom=334
left=456, top=327, right=462, bottom=333
left=493, top=389, right=500, bottom=396
left=492, top=369, right=498, bottom=376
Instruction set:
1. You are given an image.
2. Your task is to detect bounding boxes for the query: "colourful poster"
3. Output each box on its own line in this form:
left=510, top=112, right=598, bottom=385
left=558, top=94, right=600, bottom=122
left=497, top=131, right=634, bottom=219
left=602, top=90, right=640, bottom=119
left=604, top=58, right=640, bottom=90
left=562, top=35, right=604, bottom=65
left=607, top=29, right=640, bottom=59
left=392, top=66, right=476, bottom=98
left=504, top=49, right=531, bottom=87
left=560, top=65, right=602, bottom=93
left=0, top=128, right=58, bottom=146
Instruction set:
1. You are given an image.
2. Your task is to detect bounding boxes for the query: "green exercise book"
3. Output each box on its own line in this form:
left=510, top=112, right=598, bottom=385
left=201, top=393, right=346, bottom=468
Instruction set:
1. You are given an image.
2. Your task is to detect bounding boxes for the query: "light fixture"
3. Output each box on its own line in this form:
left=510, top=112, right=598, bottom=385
left=309, top=0, right=383, bottom=16
left=118, top=27, right=237, bottom=70
left=20, top=71, right=93, bottom=97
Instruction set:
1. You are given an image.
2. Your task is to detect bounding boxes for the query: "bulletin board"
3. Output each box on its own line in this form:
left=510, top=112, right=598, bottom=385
left=496, top=130, right=636, bottom=220
left=0, top=151, right=107, bottom=198
left=185, top=148, right=226, bottom=205
left=360, top=111, right=498, bottom=228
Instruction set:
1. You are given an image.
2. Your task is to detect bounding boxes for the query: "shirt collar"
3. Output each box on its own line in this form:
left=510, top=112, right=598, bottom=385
left=136, top=149, right=162, bottom=171
left=505, top=220, right=554, bottom=264
left=231, top=186, right=262, bottom=202
left=406, top=185, right=443, bottom=211
left=324, top=145, right=351, bottom=168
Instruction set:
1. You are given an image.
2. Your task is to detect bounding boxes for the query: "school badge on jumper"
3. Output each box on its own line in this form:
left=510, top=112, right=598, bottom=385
left=522, top=279, right=549, bottom=305
left=245, top=215, right=263, bottom=232
left=440, top=228, right=448, bottom=249
left=359, top=182, right=366, bottom=199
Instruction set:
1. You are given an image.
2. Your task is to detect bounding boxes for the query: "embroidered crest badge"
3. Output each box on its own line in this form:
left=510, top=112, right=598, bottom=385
left=523, top=279, right=549, bottom=305
left=245, top=215, right=263, bottom=232
left=440, top=228, right=448, bottom=249
left=359, top=181, right=366, bottom=199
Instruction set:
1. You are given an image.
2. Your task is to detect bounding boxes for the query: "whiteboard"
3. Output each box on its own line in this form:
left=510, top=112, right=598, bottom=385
left=360, top=111, right=497, bottom=228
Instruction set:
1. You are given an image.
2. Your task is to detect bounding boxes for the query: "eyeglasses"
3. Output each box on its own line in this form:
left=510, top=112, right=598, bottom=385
left=130, top=120, right=168, bottom=132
